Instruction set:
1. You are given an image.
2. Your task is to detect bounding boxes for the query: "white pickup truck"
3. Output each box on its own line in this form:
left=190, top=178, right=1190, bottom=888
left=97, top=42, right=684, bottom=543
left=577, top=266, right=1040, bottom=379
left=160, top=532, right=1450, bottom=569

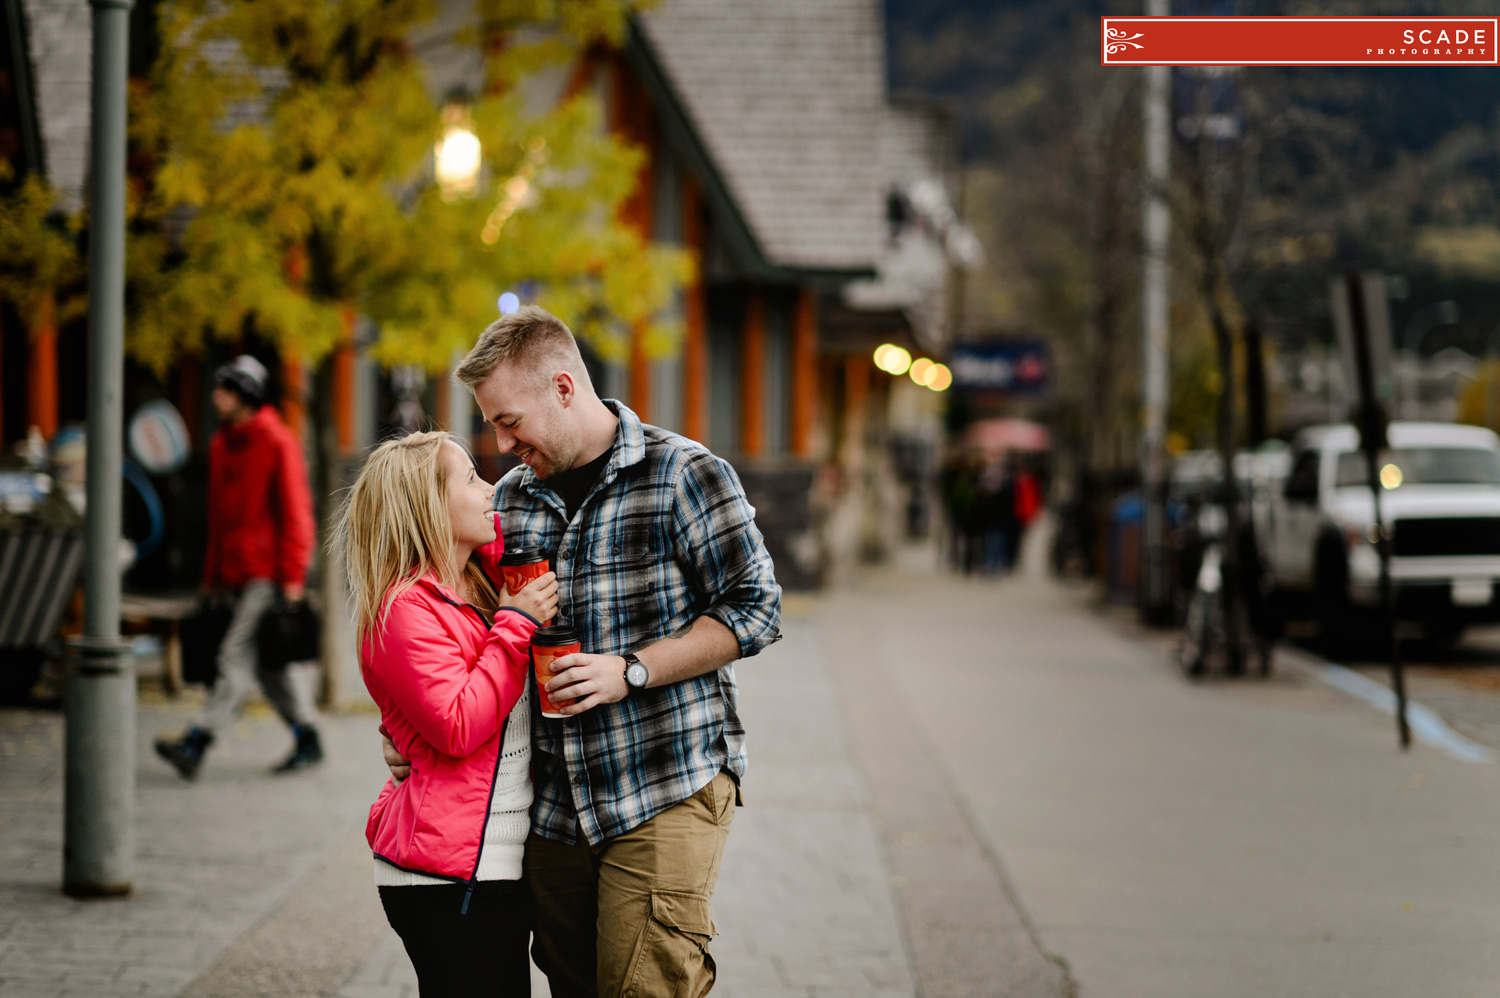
left=1255, top=421, right=1500, bottom=642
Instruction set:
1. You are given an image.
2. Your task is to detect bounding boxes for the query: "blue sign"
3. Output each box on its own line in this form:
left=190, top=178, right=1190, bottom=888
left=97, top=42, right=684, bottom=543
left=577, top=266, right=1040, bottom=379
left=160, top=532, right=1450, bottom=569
left=949, top=340, right=1051, bottom=395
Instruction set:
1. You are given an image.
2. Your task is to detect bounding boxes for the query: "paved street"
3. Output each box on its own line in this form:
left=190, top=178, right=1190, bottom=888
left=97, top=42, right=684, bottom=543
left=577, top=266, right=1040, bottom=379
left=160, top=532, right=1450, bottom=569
left=833, top=543, right=1500, bottom=998
left=7, top=544, right=1500, bottom=996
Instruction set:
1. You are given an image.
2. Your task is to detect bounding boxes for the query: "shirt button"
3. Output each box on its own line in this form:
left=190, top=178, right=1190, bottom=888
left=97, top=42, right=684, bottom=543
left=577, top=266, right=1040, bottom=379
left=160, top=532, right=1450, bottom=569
left=572, top=775, right=584, bottom=787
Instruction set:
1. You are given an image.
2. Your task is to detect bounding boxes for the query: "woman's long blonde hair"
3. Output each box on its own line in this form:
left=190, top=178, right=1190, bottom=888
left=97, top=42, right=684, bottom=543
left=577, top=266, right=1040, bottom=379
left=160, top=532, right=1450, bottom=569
left=333, top=430, right=499, bottom=647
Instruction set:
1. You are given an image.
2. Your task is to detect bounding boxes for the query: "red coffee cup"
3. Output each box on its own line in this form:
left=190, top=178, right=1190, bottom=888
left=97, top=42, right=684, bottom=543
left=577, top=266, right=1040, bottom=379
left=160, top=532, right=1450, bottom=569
left=500, top=547, right=551, bottom=624
left=532, top=625, right=580, bottom=719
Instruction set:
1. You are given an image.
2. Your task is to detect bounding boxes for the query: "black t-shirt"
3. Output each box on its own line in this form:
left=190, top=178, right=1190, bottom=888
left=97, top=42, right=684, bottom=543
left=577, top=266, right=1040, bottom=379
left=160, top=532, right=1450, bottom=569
left=545, top=446, right=614, bottom=521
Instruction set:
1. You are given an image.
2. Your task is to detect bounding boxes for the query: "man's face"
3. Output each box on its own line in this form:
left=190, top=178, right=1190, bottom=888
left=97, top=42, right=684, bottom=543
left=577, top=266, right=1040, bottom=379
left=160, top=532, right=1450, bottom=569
left=473, top=360, right=580, bottom=479
left=211, top=386, right=250, bottom=424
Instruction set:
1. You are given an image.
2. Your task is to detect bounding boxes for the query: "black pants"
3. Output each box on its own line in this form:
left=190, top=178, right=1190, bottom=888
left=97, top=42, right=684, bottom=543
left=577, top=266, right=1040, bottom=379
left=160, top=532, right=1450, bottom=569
left=379, top=880, right=531, bottom=997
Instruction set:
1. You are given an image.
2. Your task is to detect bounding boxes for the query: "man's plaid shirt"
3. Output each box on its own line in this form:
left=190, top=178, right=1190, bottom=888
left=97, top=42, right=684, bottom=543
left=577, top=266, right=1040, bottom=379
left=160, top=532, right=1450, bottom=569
left=493, top=401, right=782, bottom=845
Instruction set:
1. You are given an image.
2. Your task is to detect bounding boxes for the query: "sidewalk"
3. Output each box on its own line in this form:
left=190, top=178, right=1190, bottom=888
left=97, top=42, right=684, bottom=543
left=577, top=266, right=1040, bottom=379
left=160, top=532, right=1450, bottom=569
left=0, top=606, right=932, bottom=997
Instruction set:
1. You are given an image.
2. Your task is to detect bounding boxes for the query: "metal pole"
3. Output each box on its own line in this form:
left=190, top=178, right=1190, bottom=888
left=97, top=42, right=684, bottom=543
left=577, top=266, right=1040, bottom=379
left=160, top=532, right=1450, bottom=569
left=1345, top=272, right=1409, bottom=750
left=1485, top=326, right=1500, bottom=432
left=1140, top=0, right=1172, bottom=622
left=64, top=0, right=134, bottom=898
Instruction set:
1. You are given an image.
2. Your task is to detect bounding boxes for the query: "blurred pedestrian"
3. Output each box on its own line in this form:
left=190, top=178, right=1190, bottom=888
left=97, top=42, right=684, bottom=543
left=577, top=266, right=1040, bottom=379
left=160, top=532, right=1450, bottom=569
left=1010, top=459, right=1042, bottom=570
left=977, top=456, right=1016, bottom=575
left=940, top=450, right=983, bottom=573
left=155, top=356, right=322, bottom=778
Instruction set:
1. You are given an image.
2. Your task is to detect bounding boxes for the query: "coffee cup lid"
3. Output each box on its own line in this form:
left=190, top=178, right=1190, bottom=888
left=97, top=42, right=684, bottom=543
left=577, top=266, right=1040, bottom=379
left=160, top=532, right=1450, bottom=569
left=532, top=624, right=579, bottom=646
left=500, top=546, right=547, bottom=566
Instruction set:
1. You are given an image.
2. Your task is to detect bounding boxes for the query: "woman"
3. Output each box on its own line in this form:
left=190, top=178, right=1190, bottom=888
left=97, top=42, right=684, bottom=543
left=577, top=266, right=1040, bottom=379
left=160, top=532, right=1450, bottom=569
left=335, top=431, right=557, bottom=996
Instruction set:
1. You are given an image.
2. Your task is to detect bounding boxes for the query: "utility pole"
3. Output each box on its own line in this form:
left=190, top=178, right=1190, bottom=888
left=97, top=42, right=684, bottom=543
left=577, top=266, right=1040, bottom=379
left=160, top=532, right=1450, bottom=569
left=1140, top=0, right=1172, bottom=623
left=1345, top=272, right=1409, bottom=751
left=64, top=0, right=134, bottom=897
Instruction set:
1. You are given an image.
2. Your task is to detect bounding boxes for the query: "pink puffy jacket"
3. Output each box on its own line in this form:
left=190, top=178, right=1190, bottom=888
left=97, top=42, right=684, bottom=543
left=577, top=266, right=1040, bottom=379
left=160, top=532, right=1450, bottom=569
left=361, top=539, right=538, bottom=898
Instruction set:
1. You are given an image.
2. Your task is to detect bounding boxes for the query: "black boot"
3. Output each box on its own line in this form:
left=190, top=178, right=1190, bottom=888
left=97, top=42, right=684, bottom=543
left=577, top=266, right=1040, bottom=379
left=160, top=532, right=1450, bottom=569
left=155, top=728, right=214, bottom=780
left=273, top=725, right=323, bottom=774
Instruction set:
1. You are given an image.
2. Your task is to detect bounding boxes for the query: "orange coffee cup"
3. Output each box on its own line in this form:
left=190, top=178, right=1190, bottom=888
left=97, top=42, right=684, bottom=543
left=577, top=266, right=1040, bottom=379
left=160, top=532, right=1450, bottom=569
left=532, top=624, right=580, bottom=719
left=501, top=547, right=551, bottom=625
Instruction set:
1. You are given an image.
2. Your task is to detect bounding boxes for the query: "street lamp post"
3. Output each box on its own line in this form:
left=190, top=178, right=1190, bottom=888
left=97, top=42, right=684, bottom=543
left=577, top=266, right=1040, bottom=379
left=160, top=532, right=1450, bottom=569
left=1140, top=0, right=1172, bottom=623
left=64, top=0, right=134, bottom=898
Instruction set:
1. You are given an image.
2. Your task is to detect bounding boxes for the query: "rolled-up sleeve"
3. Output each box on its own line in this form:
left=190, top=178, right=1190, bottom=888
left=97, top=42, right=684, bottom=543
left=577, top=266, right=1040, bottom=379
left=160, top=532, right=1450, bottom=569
left=671, top=450, right=782, bottom=658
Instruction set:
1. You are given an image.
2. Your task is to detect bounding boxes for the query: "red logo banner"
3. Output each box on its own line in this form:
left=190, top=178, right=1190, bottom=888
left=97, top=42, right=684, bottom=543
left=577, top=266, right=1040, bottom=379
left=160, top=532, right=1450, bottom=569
left=1101, top=16, right=1498, bottom=66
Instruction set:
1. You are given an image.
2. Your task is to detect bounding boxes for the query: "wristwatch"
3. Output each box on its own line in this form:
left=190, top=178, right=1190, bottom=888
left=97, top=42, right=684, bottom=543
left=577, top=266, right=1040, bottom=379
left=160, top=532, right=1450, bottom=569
left=623, top=653, right=650, bottom=691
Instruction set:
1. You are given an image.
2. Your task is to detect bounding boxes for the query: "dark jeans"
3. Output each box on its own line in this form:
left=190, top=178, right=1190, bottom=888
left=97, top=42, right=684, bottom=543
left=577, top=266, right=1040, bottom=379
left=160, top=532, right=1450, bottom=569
left=379, top=880, right=531, bottom=997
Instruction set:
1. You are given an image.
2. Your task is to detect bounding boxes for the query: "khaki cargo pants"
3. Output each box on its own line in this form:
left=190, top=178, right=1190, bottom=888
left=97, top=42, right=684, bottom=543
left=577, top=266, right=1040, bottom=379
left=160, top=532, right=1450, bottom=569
left=526, top=771, right=738, bottom=998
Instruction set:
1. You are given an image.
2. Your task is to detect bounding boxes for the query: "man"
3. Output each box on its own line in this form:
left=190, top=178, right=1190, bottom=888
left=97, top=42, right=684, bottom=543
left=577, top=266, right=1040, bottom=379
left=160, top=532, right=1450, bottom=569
left=385, top=306, right=781, bottom=997
left=155, top=355, right=323, bottom=778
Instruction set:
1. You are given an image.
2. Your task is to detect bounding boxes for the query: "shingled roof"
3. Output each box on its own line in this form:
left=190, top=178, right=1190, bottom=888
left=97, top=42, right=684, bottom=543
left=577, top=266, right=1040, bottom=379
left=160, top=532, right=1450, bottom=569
left=634, top=0, right=890, bottom=274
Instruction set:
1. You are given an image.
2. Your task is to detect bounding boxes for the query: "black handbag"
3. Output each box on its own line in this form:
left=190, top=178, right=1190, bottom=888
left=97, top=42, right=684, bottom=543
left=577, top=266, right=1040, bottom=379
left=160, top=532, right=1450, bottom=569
left=180, top=597, right=233, bottom=685
left=256, top=597, right=321, bottom=671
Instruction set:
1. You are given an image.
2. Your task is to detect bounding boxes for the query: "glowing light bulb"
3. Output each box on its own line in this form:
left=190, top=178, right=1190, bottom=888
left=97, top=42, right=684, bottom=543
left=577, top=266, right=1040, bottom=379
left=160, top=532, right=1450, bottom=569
left=435, top=125, right=481, bottom=198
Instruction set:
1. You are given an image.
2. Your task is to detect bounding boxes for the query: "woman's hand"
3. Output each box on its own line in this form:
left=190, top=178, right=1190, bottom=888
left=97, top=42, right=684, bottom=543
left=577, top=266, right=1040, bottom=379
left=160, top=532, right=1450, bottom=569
left=501, top=571, right=558, bottom=624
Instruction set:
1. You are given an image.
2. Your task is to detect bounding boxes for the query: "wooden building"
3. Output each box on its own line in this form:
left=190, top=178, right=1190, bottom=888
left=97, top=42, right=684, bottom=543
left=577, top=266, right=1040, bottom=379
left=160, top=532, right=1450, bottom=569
left=3, top=0, right=971, bottom=591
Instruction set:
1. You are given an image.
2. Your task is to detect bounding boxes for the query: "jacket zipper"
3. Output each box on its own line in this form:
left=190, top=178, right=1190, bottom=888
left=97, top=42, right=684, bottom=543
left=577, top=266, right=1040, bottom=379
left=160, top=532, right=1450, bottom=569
left=461, top=706, right=509, bottom=914
left=458, top=592, right=509, bottom=916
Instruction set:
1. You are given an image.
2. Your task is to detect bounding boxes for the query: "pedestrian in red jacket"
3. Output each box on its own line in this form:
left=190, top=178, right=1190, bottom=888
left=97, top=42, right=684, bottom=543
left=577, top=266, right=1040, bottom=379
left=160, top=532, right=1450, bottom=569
left=156, top=355, right=322, bottom=778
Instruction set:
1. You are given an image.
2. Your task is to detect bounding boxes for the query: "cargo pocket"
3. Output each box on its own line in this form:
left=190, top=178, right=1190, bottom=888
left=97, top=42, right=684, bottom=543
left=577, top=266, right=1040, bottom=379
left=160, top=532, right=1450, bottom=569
left=623, top=890, right=717, bottom=998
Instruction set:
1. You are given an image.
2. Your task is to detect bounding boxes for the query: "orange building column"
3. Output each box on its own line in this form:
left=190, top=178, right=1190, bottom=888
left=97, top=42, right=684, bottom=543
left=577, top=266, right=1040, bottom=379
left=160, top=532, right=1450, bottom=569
left=613, top=56, right=655, bottom=422
left=27, top=291, right=58, bottom=439
left=681, top=177, right=707, bottom=443
left=177, top=355, right=201, bottom=449
left=740, top=289, right=765, bottom=457
left=790, top=288, right=818, bottom=458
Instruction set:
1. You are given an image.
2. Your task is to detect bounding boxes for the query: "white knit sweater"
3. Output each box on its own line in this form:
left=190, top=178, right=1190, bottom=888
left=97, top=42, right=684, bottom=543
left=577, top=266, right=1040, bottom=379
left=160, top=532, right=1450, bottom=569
left=373, top=687, right=533, bottom=885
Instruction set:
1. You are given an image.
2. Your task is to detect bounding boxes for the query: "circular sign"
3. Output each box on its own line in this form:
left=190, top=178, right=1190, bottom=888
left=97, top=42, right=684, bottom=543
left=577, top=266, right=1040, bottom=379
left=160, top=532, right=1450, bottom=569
left=128, top=399, right=191, bottom=474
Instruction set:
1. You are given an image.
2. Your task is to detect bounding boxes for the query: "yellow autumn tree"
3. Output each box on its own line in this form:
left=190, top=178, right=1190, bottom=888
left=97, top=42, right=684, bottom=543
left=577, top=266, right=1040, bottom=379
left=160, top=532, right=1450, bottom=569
left=0, top=168, right=84, bottom=348
left=127, top=0, right=690, bottom=375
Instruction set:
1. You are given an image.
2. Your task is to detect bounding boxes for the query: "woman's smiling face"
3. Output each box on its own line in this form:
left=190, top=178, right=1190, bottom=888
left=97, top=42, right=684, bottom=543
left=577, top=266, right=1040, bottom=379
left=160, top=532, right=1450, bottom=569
left=444, top=443, right=496, bottom=552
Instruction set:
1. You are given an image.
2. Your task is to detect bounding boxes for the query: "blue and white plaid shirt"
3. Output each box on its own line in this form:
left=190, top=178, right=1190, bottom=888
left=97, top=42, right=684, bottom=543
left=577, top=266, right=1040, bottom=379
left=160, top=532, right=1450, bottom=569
left=493, top=401, right=782, bottom=844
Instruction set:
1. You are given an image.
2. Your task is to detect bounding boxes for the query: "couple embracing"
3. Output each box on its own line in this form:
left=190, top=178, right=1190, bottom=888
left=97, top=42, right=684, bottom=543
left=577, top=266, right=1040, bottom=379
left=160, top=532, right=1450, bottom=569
left=335, top=306, right=782, bottom=997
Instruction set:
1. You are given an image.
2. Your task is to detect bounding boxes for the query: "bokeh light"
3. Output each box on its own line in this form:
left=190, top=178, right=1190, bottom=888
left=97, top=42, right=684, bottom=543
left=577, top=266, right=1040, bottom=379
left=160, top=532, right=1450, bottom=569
left=926, top=363, right=952, bottom=391
left=435, top=124, right=481, bottom=198
left=498, top=292, right=520, bottom=314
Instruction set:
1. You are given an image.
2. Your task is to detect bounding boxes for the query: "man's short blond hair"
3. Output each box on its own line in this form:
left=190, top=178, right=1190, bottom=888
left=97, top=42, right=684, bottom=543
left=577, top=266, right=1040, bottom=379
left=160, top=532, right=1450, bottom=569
left=455, top=305, right=581, bottom=390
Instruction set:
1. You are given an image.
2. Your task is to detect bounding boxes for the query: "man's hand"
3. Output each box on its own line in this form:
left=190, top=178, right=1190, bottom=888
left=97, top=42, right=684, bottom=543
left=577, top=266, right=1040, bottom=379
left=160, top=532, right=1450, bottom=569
left=378, top=724, right=411, bottom=783
left=546, top=654, right=630, bottom=715
left=283, top=582, right=306, bottom=602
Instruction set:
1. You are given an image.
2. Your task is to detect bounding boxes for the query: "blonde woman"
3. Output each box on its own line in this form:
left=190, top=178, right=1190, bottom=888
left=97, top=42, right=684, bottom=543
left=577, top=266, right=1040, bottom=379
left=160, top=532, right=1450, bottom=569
left=336, top=431, right=557, bottom=996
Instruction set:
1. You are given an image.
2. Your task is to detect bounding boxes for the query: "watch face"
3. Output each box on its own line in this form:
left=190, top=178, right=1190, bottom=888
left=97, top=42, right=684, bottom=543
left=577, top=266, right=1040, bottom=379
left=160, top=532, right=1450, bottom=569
left=626, top=662, right=649, bottom=688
